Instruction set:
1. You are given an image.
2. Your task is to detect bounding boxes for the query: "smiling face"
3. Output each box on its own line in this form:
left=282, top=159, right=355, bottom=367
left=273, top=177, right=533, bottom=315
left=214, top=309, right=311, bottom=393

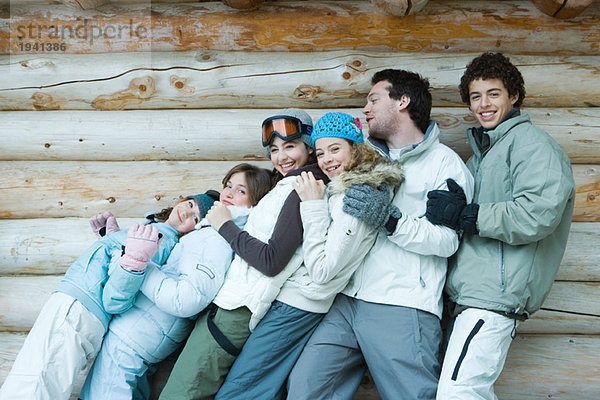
left=315, top=137, right=353, bottom=178
left=468, top=78, right=519, bottom=130
left=166, top=199, right=201, bottom=234
left=268, top=136, right=311, bottom=176
left=220, top=171, right=251, bottom=208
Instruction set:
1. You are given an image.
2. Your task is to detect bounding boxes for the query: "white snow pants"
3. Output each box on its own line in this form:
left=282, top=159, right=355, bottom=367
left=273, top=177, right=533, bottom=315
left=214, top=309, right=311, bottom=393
left=0, top=292, right=104, bottom=400
left=437, top=308, right=518, bottom=400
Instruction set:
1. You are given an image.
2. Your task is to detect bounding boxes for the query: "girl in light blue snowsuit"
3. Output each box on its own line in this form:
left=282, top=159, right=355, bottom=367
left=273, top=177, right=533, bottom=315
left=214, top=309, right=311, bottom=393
left=80, top=163, right=273, bottom=400
left=0, top=194, right=207, bottom=400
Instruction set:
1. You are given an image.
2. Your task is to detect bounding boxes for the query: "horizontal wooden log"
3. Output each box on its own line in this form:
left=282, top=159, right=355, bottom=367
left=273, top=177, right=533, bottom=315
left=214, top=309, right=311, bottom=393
left=2, top=332, right=599, bottom=399
left=0, top=107, right=598, bottom=163
left=532, top=0, right=596, bottom=19
left=58, top=0, right=110, bottom=10
left=0, top=0, right=216, bottom=4
left=1, top=51, right=599, bottom=110
left=0, top=160, right=272, bottom=218
left=1, top=275, right=597, bottom=332
left=370, top=0, right=429, bottom=16
left=541, top=281, right=600, bottom=317
left=2, top=1, right=599, bottom=55
left=0, top=161, right=597, bottom=220
left=556, top=222, right=600, bottom=281
left=520, top=309, right=600, bottom=334
left=2, top=219, right=598, bottom=281
left=495, top=334, right=600, bottom=399
left=573, top=165, right=600, bottom=222
left=0, top=275, right=61, bottom=331
left=0, top=218, right=142, bottom=275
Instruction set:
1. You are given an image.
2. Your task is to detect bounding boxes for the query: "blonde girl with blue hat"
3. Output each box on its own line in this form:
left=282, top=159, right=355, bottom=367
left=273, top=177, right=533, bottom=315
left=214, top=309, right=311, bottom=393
left=158, top=109, right=331, bottom=400
left=214, top=112, right=404, bottom=400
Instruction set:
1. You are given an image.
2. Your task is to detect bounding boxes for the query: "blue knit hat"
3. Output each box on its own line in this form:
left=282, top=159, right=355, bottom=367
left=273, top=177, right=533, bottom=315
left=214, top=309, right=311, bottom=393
left=311, top=112, right=364, bottom=147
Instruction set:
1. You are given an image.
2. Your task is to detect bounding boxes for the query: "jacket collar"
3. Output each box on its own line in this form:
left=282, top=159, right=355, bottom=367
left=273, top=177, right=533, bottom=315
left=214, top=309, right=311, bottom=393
left=366, top=121, right=440, bottom=162
left=467, top=109, right=529, bottom=158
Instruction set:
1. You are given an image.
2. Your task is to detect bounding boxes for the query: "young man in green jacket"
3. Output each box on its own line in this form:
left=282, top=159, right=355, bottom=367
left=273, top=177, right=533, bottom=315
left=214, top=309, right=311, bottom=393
left=426, top=52, right=575, bottom=399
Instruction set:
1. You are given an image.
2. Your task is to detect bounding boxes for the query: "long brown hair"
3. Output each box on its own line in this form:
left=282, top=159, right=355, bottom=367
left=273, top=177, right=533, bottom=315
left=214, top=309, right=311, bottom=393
left=149, top=164, right=272, bottom=222
left=222, top=163, right=273, bottom=206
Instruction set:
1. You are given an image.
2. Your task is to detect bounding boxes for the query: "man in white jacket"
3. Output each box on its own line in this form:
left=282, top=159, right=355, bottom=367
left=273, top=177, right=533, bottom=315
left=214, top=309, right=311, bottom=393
left=287, top=69, right=474, bottom=399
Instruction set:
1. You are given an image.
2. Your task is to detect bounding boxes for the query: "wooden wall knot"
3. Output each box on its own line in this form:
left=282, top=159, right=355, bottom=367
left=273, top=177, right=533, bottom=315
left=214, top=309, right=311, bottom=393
left=531, top=0, right=596, bottom=19
left=431, top=113, right=461, bottom=129
left=371, top=0, right=430, bottom=16
left=20, top=59, right=55, bottom=70
left=343, top=59, right=368, bottom=80
left=92, top=75, right=155, bottom=110
left=170, top=75, right=195, bottom=95
left=130, top=76, right=156, bottom=99
left=58, top=0, right=110, bottom=11
left=197, top=52, right=214, bottom=62
left=293, top=85, right=321, bottom=100
left=31, top=92, right=61, bottom=110
left=221, top=0, right=265, bottom=10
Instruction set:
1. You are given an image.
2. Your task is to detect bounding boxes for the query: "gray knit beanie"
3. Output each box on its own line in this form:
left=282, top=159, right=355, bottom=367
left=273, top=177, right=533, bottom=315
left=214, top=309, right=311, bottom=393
left=186, top=190, right=219, bottom=220
left=264, top=108, right=313, bottom=157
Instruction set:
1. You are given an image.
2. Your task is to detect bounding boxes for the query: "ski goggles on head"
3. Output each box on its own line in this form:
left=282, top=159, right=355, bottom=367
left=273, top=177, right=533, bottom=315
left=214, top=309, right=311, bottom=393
left=261, top=115, right=312, bottom=147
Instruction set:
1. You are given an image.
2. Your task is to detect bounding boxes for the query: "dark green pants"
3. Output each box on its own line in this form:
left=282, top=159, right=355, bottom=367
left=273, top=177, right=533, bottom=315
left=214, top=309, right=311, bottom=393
left=159, top=305, right=252, bottom=400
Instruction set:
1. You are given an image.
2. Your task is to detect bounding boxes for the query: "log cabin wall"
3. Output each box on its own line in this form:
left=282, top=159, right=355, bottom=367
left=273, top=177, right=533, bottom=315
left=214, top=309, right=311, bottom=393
left=0, top=0, right=599, bottom=398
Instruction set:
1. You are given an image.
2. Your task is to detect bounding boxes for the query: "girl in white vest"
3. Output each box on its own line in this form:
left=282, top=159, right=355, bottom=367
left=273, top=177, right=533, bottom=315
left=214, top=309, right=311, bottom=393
left=158, top=108, right=325, bottom=400
left=215, top=112, right=404, bottom=400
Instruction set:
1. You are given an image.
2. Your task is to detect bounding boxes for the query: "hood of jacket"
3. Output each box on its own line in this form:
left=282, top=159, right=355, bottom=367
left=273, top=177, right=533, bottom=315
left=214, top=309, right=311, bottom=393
left=328, top=155, right=404, bottom=195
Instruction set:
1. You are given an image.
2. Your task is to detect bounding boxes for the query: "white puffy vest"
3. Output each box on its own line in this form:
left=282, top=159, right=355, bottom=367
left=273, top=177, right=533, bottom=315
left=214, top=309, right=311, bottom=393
left=213, top=176, right=305, bottom=330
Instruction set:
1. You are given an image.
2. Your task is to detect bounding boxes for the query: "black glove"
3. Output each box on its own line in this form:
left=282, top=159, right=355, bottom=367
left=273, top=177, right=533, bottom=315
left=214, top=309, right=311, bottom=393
left=426, top=178, right=479, bottom=234
left=459, top=203, right=479, bottom=235
left=343, top=184, right=402, bottom=235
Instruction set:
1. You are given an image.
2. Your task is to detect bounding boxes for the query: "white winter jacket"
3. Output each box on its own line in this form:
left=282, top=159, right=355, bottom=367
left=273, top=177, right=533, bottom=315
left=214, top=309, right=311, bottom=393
left=213, top=175, right=305, bottom=330
left=279, top=156, right=405, bottom=314
left=343, top=121, right=474, bottom=319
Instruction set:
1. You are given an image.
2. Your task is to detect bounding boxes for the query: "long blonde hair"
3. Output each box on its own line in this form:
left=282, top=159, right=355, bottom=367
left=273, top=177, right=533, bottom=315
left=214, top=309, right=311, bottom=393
left=345, top=141, right=383, bottom=171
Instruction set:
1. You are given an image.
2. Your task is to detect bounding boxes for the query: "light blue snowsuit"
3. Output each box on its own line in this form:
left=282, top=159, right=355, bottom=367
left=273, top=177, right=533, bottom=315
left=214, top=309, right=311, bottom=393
left=80, top=214, right=248, bottom=399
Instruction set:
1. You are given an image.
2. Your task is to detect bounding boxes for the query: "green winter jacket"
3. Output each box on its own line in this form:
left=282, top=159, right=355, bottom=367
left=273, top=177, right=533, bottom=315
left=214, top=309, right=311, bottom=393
left=445, top=112, right=575, bottom=317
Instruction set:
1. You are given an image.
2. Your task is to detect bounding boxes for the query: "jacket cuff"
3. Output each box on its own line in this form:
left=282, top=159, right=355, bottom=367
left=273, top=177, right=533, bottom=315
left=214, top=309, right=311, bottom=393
left=218, top=220, right=241, bottom=243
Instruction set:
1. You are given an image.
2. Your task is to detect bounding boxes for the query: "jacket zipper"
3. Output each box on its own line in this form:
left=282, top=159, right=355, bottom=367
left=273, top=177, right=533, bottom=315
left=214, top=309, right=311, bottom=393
left=498, top=241, right=506, bottom=292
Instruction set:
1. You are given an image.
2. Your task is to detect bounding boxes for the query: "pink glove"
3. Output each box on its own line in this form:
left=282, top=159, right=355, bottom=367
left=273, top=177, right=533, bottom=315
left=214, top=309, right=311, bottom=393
left=89, top=211, right=121, bottom=238
left=120, top=224, right=161, bottom=272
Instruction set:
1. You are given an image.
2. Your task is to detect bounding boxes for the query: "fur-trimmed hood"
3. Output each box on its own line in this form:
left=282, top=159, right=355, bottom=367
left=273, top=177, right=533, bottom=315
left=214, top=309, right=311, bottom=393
left=329, top=156, right=404, bottom=195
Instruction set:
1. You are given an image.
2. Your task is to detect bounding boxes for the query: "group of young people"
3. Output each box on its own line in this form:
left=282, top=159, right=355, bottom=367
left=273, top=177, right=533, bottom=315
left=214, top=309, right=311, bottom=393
left=0, top=51, right=575, bottom=400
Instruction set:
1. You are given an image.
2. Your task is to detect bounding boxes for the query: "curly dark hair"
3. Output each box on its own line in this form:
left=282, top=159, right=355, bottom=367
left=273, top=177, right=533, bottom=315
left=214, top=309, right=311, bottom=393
left=372, top=69, right=432, bottom=133
left=459, top=53, right=526, bottom=108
